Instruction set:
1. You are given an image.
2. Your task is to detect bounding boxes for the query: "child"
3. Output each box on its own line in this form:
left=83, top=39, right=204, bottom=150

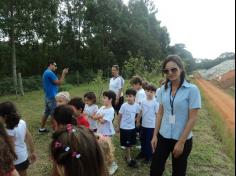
left=117, top=89, right=140, bottom=168
left=0, top=102, right=36, bottom=176
left=68, top=97, right=90, bottom=129
left=50, top=126, right=109, bottom=176
left=130, top=76, right=146, bottom=105
left=97, top=134, right=118, bottom=175
left=52, top=105, right=77, bottom=131
left=155, top=78, right=165, bottom=102
left=95, top=90, right=116, bottom=137
left=137, top=84, right=159, bottom=163
left=51, top=105, right=77, bottom=176
left=84, top=92, right=99, bottom=132
left=130, top=76, right=146, bottom=149
left=0, top=122, right=19, bottom=176
left=55, top=91, right=71, bottom=106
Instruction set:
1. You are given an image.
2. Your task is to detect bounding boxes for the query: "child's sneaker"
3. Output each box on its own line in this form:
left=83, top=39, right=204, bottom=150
left=38, top=128, right=49, bottom=134
left=109, top=161, right=118, bottom=175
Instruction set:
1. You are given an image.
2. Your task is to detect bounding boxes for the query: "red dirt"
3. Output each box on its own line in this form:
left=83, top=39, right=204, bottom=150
left=213, top=70, right=235, bottom=89
left=194, top=76, right=235, bottom=134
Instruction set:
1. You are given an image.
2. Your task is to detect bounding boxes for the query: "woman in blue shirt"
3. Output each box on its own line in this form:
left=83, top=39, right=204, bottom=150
left=150, top=55, right=201, bottom=176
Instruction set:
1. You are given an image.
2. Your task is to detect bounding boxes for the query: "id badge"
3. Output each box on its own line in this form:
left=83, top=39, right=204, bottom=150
left=169, top=115, right=175, bottom=124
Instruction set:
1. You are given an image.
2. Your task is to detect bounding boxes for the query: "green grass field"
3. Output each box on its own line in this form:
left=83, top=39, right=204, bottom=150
left=0, top=82, right=234, bottom=176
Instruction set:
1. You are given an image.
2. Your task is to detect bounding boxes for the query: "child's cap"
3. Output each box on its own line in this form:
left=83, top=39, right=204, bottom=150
left=55, top=91, right=71, bottom=101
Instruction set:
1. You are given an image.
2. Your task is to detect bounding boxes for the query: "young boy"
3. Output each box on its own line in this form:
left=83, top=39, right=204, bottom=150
left=130, top=76, right=146, bottom=149
left=117, top=89, right=140, bottom=168
left=130, top=76, right=146, bottom=105
left=137, top=84, right=159, bottom=163
left=68, top=97, right=90, bottom=129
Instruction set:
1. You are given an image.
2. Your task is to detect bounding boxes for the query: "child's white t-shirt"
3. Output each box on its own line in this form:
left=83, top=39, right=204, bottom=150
left=96, top=106, right=115, bottom=136
left=119, top=102, right=140, bottom=130
left=84, top=104, right=99, bottom=130
left=135, top=88, right=146, bottom=105
left=7, top=119, right=28, bottom=165
left=141, top=99, right=159, bottom=128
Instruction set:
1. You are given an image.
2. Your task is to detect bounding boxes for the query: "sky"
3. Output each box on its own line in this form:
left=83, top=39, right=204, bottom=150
left=123, top=0, right=235, bottom=59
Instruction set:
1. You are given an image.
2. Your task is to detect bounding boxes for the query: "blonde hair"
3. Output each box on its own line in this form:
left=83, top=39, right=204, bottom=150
left=55, top=91, right=71, bottom=101
left=97, top=135, right=114, bottom=167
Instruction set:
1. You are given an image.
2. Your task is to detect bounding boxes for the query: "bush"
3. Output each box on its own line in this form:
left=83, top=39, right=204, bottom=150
left=66, top=70, right=95, bottom=85
left=0, top=75, right=42, bottom=96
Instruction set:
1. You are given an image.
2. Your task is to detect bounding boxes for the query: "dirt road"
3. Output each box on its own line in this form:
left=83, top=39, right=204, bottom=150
left=194, top=77, right=235, bottom=133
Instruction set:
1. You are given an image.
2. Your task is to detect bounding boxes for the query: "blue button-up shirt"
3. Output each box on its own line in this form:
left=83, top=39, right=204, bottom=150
left=156, top=80, right=201, bottom=140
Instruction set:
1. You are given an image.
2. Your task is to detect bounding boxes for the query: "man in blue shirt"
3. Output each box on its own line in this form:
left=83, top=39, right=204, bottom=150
left=39, top=61, right=68, bottom=133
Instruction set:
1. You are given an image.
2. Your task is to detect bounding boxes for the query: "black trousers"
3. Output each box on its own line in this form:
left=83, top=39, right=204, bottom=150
left=114, top=96, right=124, bottom=114
left=150, top=133, right=192, bottom=176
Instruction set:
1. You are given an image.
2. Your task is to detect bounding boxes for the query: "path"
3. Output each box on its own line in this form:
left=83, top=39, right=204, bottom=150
left=194, top=76, right=235, bottom=133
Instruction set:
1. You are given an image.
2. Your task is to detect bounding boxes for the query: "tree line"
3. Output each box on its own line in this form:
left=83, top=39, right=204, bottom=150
left=0, top=0, right=233, bottom=95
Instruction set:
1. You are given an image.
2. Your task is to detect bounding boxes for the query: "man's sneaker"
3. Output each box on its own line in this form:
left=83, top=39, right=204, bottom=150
left=108, top=161, right=118, bottom=175
left=135, top=152, right=145, bottom=160
left=38, top=128, right=49, bottom=134
left=127, top=159, right=138, bottom=168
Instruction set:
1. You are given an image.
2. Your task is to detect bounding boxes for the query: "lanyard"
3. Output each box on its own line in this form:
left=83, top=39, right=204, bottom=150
left=169, top=84, right=180, bottom=115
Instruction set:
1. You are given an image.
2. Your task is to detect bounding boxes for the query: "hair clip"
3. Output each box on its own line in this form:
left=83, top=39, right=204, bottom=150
left=72, top=152, right=81, bottom=159
left=65, top=147, right=70, bottom=152
left=66, top=124, right=73, bottom=134
left=54, top=141, right=62, bottom=148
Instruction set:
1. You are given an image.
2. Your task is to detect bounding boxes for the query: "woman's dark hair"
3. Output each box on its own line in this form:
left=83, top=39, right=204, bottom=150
left=0, top=101, right=20, bottom=129
left=125, top=89, right=137, bottom=96
left=53, top=105, right=77, bottom=126
left=0, top=122, right=17, bottom=175
left=50, top=126, right=109, bottom=176
left=161, top=55, right=186, bottom=90
left=68, top=97, right=85, bottom=113
left=103, top=90, right=116, bottom=107
left=84, top=92, right=97, bottom=104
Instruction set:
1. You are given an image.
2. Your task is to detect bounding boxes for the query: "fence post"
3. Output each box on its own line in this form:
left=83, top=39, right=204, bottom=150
left=18, top=73, right=24, bottom=96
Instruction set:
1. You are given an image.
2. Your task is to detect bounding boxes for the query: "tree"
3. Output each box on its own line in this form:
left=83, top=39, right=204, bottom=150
left=0, top=0, right=59, bottom=95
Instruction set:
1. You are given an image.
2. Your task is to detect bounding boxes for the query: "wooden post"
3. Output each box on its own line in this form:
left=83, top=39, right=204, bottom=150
left=18, top=73, right=24, bottom=96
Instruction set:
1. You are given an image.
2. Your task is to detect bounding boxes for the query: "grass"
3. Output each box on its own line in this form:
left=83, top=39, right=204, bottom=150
left=0, top=82, right=235, bottom=176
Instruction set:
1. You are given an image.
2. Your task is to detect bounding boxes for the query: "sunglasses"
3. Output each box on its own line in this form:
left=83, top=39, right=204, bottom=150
left=162, top=67, right=178, bottom=74
left=53, top=63, right=57, bottom=67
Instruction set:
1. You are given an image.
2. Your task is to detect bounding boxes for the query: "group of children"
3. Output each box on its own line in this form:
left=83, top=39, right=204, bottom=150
left=0, top=75, right=162, bottom=176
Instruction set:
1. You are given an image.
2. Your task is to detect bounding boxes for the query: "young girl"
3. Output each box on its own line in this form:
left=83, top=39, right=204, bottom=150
left=51, top=105, right=77, bottom=176
left=97, top=134, right=118, bottom=175
left=84, top=92, right=99, bottom=132
left=50, top=126, right=109, bottom=176
left=0, top=102, right=36, bottom=176
left=68, top=97, right=90, bottom=129
left=95, top=90, right=116, bottom=136
left=55, top=91, right=71, bottom=106
left=0, top=122, right=19, bottom=176
left=52, top=105, right=77, bottom=131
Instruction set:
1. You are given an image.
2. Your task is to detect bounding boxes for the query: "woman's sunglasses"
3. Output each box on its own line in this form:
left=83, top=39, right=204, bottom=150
left=162, top=67, right=178, bottom=74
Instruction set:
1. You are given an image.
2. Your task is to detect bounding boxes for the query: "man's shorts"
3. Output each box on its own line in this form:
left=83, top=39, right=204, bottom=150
left=44, top=98, right=56, bottom=117
left=120, top=128, right=136, bottom=147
